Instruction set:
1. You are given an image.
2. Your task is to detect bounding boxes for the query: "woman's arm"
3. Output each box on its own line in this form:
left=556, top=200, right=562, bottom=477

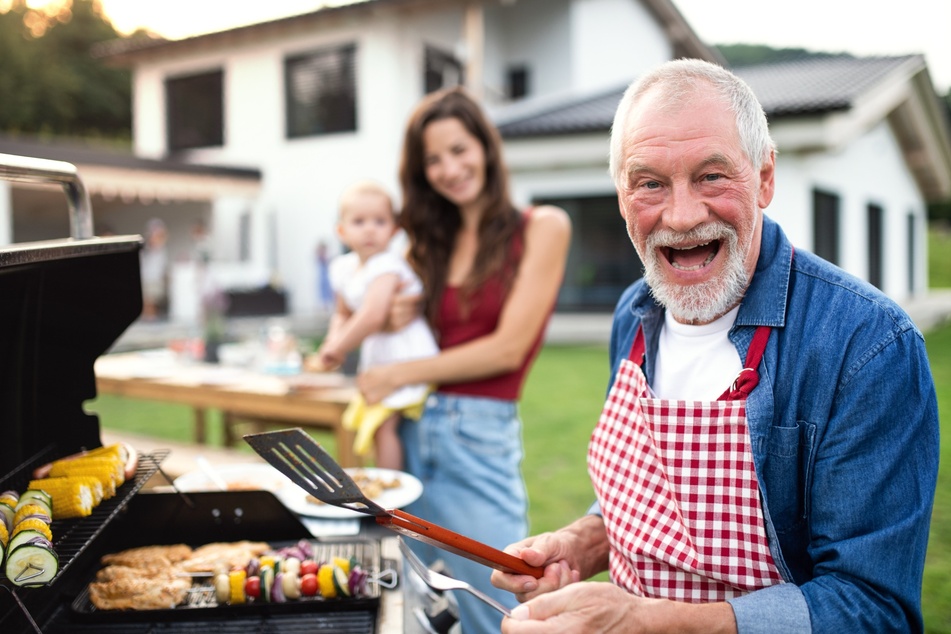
left=358, top=205, right=571, bottom=402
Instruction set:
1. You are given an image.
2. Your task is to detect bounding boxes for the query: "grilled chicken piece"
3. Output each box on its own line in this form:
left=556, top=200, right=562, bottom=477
left=95, top=558, right=177, bottom=582
left=178, top=540, right=270, bottom=573
left=89, top=572, right=191, bottom=610
left=100, top=544, right=193, bottom=567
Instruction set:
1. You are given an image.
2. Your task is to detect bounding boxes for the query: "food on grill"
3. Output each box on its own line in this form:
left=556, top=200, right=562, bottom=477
left=178, top=541, right=269, bottom=573
left=282, top=569, right=301, bottom=599
left=14, top=503, right=52, bottom=526
left=95, top=561, right=176, bottom=582
left=89, top=570, right=192, bottom=610
left=89, top=540, right=375, bottom=610
left=1, top=485, right=58, bottom=587
left=229, top=569, right=247, bottom=605
left=32, top=442, right=139, bottom=482
left=0, top=493, right=15, bottom=530
left=4, top=535, right=59, bottom=587
left=12, top=518, right=53, bottom=542
left=18, top=488, right=53, bottom=513
left=100, top=544, right=194, bottom=567
left=300, top=572, right=318, bottom=596
left=27, top=476, right=96, bottom=519
left=305, top=469, right=401, bottom=505
left=0, top=521, right=7, bottom=569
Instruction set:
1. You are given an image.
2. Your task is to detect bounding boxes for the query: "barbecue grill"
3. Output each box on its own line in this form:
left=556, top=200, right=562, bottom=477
left=0, top=153, right=390, bottom=633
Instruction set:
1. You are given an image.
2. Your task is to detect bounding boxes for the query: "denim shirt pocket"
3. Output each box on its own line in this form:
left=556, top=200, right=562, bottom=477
left=763, top=421, right=817, bottom=534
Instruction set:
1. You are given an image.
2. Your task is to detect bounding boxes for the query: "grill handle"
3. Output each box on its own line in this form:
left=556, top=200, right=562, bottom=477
left=0, top=152, right=94, bottom=240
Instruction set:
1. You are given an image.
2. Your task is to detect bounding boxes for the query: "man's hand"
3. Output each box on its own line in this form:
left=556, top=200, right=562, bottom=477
left=502, top=582, right=643, bottom=633
left=491, top=533, right=582, bottom=602
left=502, top=583, right=737, bottom=634
left=492, top=515, right=609, bottom=601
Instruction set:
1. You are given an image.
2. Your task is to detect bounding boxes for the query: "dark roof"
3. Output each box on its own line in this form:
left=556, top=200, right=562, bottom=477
left=735, top=54, right=923, bottom=116
left=497, top=55, right=925, bottom=138
left=0, top=135, right=261, bottom=179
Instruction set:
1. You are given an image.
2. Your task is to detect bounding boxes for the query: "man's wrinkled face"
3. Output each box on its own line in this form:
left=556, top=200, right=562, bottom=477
left=616, top=85, right=774, bottom=324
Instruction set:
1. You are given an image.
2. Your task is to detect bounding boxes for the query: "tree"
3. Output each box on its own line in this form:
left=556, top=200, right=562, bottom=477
left=0, top=0, right=131, bottom=138
left=715, top=43, right=854, bottom=68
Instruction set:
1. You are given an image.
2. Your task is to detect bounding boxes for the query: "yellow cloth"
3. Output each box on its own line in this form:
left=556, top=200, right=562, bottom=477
left=342, top=391, right=429, bottom=456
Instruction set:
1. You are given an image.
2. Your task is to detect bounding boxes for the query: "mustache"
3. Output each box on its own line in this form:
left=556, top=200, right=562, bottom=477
left=645, top=222, right=737, bottom=251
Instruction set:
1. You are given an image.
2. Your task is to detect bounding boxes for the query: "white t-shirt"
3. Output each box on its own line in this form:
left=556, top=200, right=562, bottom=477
left=329, top=250, right=438, bottom=408
left=651, top=306, right=743, bottom=401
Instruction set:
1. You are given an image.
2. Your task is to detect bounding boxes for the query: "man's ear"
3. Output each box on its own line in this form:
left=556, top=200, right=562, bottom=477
left=758, top=151, right=776, bottom=209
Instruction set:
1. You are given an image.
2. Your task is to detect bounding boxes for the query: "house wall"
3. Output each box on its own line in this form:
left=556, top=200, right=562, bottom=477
left=484, top=0, right=572, bottom=101
left=569, top=0, right=671, bottom=92
left=767, top=119, right=927, bottom=299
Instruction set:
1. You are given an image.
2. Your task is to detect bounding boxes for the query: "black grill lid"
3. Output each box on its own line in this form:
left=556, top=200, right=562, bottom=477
left=0, top=152, right=143, bottom=481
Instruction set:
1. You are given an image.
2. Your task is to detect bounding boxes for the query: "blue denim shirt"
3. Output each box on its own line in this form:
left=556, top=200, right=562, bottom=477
left=605, top=216, right=939, bottom=633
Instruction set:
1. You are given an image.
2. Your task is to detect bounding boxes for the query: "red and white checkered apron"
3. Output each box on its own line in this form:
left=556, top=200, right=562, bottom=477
left=588, top=325, right=783, bottom=602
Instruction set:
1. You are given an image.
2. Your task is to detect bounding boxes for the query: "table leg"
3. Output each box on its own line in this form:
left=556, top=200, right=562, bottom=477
left=194, top=408, right=207, bottom=444
left=336, top=427, right=360, bottom=468
left=222, top=412, right=236, bottom=447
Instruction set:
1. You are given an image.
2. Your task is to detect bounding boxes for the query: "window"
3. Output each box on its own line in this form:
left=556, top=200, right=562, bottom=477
left=507, top=66, right=529, bottom=100
left=166, top=70, right=223, bottom=151
left=535, top=194, right=642, bottom=311
left=812, top=189, right=840, bottom=265
left=867, top=203, right=884, bottom=289
left=424, top=45, right=463, bottom=94
left=285, top=44, right=357, bottom=138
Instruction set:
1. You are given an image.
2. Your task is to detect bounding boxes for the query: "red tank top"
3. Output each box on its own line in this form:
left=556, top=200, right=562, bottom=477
left=435, top=212, right=551, bottom=400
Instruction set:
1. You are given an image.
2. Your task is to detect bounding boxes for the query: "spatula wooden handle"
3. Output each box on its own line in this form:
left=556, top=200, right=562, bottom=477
left=376, top=508, right=544, bottom=579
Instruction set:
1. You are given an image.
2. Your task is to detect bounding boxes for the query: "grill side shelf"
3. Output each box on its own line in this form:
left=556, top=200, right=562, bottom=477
left=0, top=449, right=168, bottom=590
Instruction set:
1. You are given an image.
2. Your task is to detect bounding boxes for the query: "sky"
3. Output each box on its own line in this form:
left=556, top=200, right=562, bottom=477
left=81, top=0, right=951, bottom=93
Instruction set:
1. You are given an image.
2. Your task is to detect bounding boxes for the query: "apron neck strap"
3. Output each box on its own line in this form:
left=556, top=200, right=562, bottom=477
left=626, top=322, right=772, bottom=401
left=717, top=325, right=771, bottom=401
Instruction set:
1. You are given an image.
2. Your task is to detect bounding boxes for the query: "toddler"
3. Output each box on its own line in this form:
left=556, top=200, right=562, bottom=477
left=308, top=181, right=437, bottom=470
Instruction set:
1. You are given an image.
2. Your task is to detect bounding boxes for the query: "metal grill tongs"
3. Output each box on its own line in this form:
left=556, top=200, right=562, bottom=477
left=244, top=428, right=543, bottom=578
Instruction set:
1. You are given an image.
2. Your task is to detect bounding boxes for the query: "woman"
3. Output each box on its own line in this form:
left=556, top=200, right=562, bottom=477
left=358, top=86, right=571, bottom=633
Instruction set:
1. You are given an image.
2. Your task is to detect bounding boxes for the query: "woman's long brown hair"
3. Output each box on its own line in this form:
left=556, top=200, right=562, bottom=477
left=398, top=86, right=522, bottom=326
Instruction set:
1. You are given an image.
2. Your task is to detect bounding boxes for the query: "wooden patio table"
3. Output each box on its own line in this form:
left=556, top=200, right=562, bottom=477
left=94, top=350, right=361, bottom=467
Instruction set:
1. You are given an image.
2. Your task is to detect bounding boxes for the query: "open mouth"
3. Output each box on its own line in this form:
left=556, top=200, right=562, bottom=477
left=664, top=240, right=720, bottom=271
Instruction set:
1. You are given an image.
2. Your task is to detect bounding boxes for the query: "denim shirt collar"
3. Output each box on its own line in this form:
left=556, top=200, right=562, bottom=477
left=620, top=215, right=792, bottom=381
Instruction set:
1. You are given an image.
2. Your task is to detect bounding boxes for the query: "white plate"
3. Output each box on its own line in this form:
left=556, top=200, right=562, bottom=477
left=276, top=468, right=423, bottom=519
left=173, top=463, right=295, bottom=493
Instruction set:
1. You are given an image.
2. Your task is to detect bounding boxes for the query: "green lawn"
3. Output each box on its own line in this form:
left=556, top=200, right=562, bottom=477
left=930, top=225, right=951, bottom=288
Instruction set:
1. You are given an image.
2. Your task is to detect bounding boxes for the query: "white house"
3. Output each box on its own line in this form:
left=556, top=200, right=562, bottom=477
left=2, top=0, right=948, bottom=326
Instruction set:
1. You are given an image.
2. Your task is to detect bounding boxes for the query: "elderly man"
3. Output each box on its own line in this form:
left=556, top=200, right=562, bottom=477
left=491, top=59, right=939, bottom=633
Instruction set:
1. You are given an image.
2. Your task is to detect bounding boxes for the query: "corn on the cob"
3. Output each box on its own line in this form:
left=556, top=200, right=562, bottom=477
left=49, top=457, right=122, bottom=497
left=27, top=478, right=94, bottom=519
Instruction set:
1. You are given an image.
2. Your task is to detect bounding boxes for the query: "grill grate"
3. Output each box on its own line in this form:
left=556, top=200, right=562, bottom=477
left=0, top=450, right=168, bottom=589
left=41, top=610, right=377, bottom=633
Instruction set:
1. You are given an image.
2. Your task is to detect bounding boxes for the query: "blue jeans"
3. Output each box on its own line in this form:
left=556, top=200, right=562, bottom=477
left=399, top=392, right=528, bottom=634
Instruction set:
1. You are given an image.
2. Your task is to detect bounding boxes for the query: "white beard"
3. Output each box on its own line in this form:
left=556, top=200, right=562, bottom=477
left=641, top=222, right=750, bottom=324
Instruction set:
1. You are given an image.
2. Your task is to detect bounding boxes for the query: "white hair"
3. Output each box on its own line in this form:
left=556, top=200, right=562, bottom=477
left=609, top=58, right=775, bottom=186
